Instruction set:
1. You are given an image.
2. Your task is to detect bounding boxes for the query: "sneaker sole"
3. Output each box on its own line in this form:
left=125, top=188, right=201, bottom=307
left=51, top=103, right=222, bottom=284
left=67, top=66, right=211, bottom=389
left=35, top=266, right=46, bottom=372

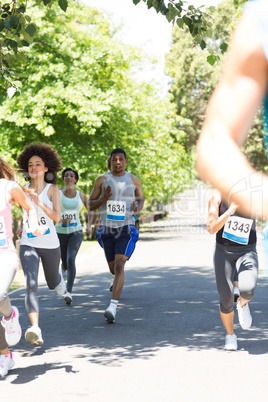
left=25, top=331, right=44, bottom=346
left=64, top=296, right=72, bottom=304
left=225, top=345, right=237, bottom=351
left=104, top=310, right=115, bottom=323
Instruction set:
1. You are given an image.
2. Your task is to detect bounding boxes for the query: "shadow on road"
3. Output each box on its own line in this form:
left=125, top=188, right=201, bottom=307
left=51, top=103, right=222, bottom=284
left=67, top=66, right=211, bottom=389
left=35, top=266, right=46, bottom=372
left=9, top=262, right=268, bottom=385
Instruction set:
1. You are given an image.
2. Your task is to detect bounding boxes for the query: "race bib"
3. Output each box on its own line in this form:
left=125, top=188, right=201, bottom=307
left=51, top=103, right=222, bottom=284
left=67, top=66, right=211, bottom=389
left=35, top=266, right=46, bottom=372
left=61, top=210, right=78, bottom=227
left=107, top=200, right=126, bottom=221
left=24, top=214, right=50, bottom=239
left=223, top=216, right=253, bottom=245
left=0, top=216, right=7, bottom=247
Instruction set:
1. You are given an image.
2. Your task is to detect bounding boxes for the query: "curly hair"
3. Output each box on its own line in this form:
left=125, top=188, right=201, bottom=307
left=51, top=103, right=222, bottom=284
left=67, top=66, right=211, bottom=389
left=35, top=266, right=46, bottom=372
left=17, top=143, right=62, bottom=184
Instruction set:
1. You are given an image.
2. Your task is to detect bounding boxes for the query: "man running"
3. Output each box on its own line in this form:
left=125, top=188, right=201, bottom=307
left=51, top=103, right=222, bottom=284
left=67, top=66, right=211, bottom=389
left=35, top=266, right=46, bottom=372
left=89, top=148, right=144, bottom=322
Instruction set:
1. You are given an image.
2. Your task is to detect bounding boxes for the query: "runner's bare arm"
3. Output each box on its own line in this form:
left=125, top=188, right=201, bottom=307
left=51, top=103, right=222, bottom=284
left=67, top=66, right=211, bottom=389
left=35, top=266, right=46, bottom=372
left=197, top=11, right=268, bottom=219
left=10, top=184, right=47, bottom=235
left=89, top=175, right=112, bottom=211
left=207, top=190, right=237, bottom=235
left=80, top=192, right=93, bottom=234
left=132, top=176, right=144, bottom=215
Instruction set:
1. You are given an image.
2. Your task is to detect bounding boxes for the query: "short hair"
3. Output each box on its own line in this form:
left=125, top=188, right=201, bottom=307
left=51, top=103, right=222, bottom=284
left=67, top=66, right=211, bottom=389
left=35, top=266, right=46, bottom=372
left=17, top=142, right=62, bottom=184
left=110, top=148, right=127, bottom=159
left=62, top=168, right=79, bottom=182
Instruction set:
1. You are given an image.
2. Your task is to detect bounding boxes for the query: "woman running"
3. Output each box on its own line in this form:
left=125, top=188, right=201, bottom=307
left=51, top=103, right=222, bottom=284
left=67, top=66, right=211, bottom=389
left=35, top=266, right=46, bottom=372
left=17, top=143, right=66, bottom=347
left=56, top=168, right=92, bottom=304
left=0, top=156, right=45, bottom=376
left=207, top=189, right=258, bottom=351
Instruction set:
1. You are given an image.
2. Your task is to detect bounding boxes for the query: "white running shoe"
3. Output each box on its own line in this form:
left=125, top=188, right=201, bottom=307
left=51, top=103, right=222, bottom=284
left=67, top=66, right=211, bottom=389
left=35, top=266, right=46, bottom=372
left=1, top=306, right=22, bottom=346
left=237, top=302, right=252, bottom=329
left=104, top=307, right=116, bottom=323
left=64, top=291, right=73, bottom=304
left=109, top=280, right=114, bottom=292
left=55, top=271, right=66, bottom=296
left=225, top=334, right=237, bottom=351
left=25, top=325, right=44, bottom=346
left=0, top=352, right=15, bottom=377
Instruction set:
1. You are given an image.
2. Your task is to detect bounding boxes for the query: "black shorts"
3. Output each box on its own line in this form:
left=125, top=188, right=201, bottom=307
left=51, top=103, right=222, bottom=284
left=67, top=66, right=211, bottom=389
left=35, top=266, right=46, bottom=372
left=97, top=225, right=139, bottom=263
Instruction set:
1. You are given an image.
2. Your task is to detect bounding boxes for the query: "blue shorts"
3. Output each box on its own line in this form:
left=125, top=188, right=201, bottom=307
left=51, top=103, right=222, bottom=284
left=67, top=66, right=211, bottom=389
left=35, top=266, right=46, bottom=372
left=97, top=225, right=139, bottom=263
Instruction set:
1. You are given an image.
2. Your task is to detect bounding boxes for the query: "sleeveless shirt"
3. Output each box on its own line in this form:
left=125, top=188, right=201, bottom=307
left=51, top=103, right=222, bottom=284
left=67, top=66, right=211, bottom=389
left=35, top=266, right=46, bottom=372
left=20, top=183, right=60, bottom=249
left=216, top=201, right=256, bottom=246
left=0, top=179, right=17, bottom=253
left=100, top=171, right=135, bottom=228
left=55, top=190, right=83, bottom=234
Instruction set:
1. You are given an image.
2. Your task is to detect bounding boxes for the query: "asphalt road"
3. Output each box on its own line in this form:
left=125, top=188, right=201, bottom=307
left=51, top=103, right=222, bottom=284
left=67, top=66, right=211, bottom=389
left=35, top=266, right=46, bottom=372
left=2, top=200, right=268, bottom=401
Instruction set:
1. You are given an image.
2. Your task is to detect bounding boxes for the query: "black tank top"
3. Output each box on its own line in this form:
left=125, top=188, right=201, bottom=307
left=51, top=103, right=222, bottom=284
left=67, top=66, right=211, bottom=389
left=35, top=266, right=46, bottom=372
left=216, top=202, right=256, bottom=246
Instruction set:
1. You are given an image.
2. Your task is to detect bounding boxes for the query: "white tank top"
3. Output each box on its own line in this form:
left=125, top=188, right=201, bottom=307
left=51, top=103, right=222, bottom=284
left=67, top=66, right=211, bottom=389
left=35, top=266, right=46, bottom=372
left=20, top=183, right=60, bottom=249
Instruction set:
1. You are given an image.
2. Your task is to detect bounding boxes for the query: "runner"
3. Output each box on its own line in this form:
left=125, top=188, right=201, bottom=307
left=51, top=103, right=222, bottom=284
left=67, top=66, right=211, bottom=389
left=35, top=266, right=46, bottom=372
left=0, top=156, right=46, bottom=376
left=17, top=143, right=66, bottom=346
left=56, top=168, right=92, bottom=304
left=197, top=0, right=268, bottom=219
left=89, top=148, right=144, bottom=322
left=207, top=189, right=258, bottom=351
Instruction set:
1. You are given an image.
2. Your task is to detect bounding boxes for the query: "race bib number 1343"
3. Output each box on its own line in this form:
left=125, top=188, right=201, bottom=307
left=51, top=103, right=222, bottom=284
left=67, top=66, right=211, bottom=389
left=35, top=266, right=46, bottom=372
left=223, top=216, right=253, bottom=245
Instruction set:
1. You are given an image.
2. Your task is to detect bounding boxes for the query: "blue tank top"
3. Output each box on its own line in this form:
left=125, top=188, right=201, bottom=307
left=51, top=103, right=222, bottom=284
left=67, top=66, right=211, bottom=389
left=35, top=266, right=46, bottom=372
left=245, top=0, right=268, bottom=150
left=100, top=171, right=135, bottom=228
left=55, top=190, right=83, bottom=234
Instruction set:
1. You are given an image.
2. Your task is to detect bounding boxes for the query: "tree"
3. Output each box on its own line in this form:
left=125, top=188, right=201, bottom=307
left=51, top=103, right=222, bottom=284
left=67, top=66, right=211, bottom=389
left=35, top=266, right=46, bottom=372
left=0, top=0, right=68, bottom=89
left=165, top=0, right=240, bottom=152
left=165, top=0, right=267, bottom=172
left=0, top=1, right=193, bottom=204
left=131, top=0, right=244, bottom=65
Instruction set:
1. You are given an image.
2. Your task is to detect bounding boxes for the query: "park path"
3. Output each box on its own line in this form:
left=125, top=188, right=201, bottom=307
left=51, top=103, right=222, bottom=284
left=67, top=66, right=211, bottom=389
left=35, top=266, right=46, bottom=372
left=2, top=185, right=268, bottom=401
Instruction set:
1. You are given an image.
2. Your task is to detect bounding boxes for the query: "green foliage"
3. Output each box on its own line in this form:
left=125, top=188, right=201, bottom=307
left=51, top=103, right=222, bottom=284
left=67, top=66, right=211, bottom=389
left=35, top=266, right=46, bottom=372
left=0, top=0, right=67, bottom=89
left=0, top=1, right=193, bottom=204
left=134, top=0, right=240, bottom=61
left=166, top=0, right=266, bottom=172
left=165, top=0, right=240, bottom=152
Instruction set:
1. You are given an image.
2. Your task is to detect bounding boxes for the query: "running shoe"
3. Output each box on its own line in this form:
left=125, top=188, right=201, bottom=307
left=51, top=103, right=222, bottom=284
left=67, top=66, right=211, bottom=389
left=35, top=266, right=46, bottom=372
left=109, top=279, right=114, bottom=292
left=237, top=302, right=252, bottom=329
left=1, top=306, right=22, bottom=346
left=25, top=325, right=44, bottom=346
left=64, top=291, right=73, bottom=304
left=104, top=307, right=116, bottom=323
left=55, top=271, right=66, bottom=296
left=233, top=287, right=240, bottom=303
left=0, top=352, right=15, bottom=377
left=224, top=334, right=237, bottom=351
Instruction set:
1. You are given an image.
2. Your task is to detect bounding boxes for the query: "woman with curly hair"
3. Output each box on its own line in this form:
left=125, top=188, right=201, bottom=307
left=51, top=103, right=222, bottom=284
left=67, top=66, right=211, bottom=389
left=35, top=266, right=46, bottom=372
left=17, top=143, right=66, bottom=347
left=0, top=156, right=46, bottom=376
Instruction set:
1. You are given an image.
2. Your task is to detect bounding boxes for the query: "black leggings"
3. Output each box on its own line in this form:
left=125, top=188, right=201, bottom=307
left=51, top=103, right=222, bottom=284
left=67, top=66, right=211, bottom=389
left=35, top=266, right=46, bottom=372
left=20, top=245, right=61, bottom=314
left=214, top=242, right=258, bottom=314
left=58, top=231, right=83, bottom=293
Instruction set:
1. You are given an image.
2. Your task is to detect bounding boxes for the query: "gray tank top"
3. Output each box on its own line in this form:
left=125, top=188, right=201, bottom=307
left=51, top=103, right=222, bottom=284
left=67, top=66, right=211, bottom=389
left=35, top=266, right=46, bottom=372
left=100, top=171, right=135, bottom=227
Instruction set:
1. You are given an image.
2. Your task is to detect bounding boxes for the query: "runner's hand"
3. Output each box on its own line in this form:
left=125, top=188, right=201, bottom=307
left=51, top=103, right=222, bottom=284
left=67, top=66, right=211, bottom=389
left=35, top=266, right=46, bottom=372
left=16, top=228, right=23, bottom=238
left=132, top=201, right=140, bottom=216
left=103, top=185, right=112, bottom=201
left=32, top=225, right=48, bottom=236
